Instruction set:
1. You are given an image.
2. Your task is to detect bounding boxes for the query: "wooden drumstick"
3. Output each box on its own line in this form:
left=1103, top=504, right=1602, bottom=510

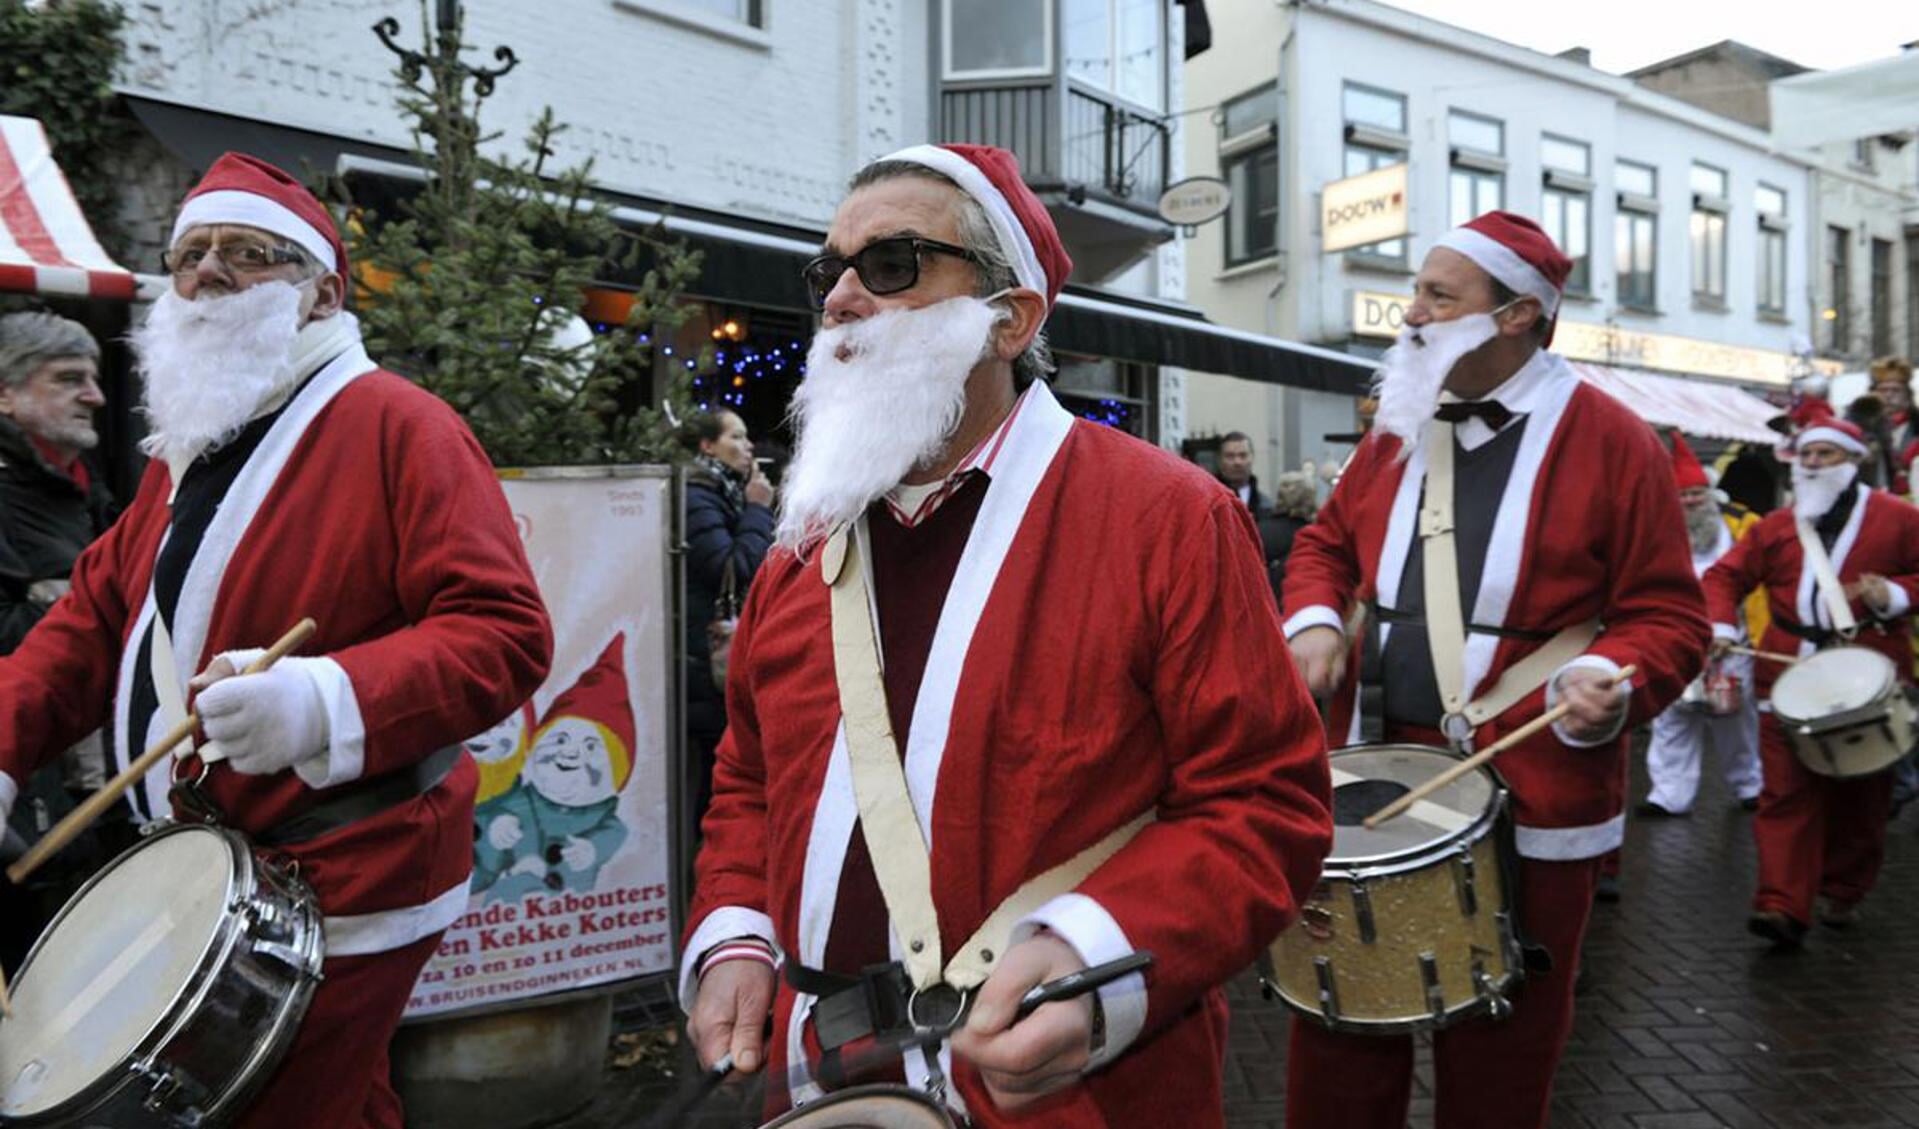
left=5, top=618, right=317, bottom=886
left=1364, top=664, right=1639, bottom=830
left=1727, top=644, right=1800, bottom=665
left=0, top=954, right=11, bottom=1018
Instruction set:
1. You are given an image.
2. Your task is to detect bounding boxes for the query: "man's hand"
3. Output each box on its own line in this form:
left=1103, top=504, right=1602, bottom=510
left=25, top=578, right=70, bottom=610
left=745, top=465, right=776, bottom=508
left=950, top=932, right=1093, bottom=1113
left=189, top=653, right=329, bottom=775
left=688, top=957, right=777, bottom=1074
left=1845, top=572, right=1893, bottom=611
left=1288, top=626, right=1348, bottom=698
left=1554, top=667, right=1628, bottom=744
left=1708, top=635, right=1734, bottom=661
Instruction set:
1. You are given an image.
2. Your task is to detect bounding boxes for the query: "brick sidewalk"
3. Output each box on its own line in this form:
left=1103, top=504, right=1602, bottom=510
left=564, top=752, right=1919, bottom=1128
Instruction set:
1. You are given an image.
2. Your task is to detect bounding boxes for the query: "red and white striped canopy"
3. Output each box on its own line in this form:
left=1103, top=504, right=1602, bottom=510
left=1, top=114, right=138, bottom=300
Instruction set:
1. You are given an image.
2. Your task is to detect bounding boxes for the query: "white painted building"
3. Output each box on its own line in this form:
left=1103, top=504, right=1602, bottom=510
left=1182, top=0, right=1822, bottom=482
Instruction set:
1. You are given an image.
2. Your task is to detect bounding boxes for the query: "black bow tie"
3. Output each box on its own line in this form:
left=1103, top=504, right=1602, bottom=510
left=1434, top=399, right=1515, bottom=431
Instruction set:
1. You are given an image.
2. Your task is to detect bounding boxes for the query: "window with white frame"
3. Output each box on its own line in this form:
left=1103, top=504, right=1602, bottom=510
left=1615, top=160, right=1658, bottom=311
left=1448, top=111, right=1504, bottom=228
left=1755, top=184, right=1788, bottom=316
left=1341, top=82, right=1408, bottom=264
left=672, top=0, right=762, bottom=25
left=945, top=0, right=1050, bottom=79
left=1826, top=225, right=1850, bottom=352
left=1062, top=0, right=1164, bottom=110
left=1689, top=162, right=1729, bottom=304
left=1540, top=135, right=1592, bottom=294
left=1221, top=83, right=1278, bottom=267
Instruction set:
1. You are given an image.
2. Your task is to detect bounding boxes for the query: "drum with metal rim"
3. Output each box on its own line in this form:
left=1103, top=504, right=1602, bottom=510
left=1771, top=646, right=1915, bottom=778
left=0, top=823, right=325, bottom=1127
left=1262, top=744, right=1521, bottom=1034
left=759, top=1085, right=957, bottom=1129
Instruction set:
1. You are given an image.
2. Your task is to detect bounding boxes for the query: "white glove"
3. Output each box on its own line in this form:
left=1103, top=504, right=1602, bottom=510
left=194, top=654, right=331, bottom=776
left=0, top=769, right=17, bottom=828
left=509, top=853, right=547, bottom=878
left=561, top=836, right=596, bottom=873
left=487, top=813, right=525, bottom=851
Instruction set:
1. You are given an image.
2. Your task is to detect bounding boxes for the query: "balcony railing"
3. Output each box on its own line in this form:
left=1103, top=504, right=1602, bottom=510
left=940, top=81, right=1169, bottom=215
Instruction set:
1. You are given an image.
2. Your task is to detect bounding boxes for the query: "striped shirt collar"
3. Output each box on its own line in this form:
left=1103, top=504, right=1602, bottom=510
left=882, top=384, right=1034, bottom=527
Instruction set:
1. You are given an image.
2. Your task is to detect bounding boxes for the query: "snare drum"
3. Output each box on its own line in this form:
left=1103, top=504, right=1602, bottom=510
left=760, top=1085, right=956, bottom=1129
left=0, top=823, right=324, bottom=1127
left=1771, top=646, right=1915, bottom=778
left=1262, top=745, right=1520, bottom=1034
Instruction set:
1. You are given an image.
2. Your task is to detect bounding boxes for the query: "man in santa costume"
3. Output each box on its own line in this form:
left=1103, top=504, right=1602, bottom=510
left=681, top=143, right=1332, bottom=1127
left=1282, top=211, right=1708, bottom=1129
left=1701, top=416, right=1919, bottom=946
left=1640, top=431, right=1764, bottom=817
left=0, top=152, right=551, bottom=1128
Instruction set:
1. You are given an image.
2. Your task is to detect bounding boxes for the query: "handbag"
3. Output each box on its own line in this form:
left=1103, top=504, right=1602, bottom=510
left=707, top=559, right=741, bottom=691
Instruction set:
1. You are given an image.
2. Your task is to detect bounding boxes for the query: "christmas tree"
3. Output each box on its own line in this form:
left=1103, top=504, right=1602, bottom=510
left=341, top=4, right=703, bottom=468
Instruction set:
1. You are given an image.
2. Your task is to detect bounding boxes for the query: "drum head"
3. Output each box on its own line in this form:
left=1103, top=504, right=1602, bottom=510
left=0, top=826, right=238, bottom=1117
left=1772, top=647, right=1892, bottom=721
left=760, top=1086, right=956, bottom=1129
left=1326, top=745, right=1496, bottom=864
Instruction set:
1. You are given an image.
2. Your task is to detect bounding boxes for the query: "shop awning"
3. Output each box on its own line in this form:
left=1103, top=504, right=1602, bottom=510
left=1568, top=361, right=1782, bottom=444
left=1050, top=290, right=1377, bottom=394
left=0, top=114, right=143, bottom=300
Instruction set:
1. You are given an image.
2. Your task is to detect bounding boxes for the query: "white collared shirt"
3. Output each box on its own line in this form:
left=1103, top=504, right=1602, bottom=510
left=1436, top=348, right=1560, bottom=451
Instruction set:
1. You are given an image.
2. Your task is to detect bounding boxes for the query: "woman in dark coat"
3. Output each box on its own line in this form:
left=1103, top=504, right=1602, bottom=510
left=681, top=410, right=775, bottom=832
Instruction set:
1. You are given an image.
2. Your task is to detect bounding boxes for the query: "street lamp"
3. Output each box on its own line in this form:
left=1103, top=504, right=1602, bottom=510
left=372, top=0, right=519, bottom=98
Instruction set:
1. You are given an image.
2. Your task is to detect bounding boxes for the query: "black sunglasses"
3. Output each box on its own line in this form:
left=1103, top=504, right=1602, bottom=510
left=801, top=236, right=980, bottom=310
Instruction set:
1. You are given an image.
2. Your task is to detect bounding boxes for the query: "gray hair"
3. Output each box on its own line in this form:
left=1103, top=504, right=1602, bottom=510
left=1272, top=471, right=1318, bottom=521
left=848, top=160, right=1055, bottom=390
left=0, top=312, right=99, bottom=390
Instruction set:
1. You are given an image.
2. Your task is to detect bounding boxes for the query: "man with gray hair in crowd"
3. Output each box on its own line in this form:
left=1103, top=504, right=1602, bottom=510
left=0, top=309, right=119, bottom=973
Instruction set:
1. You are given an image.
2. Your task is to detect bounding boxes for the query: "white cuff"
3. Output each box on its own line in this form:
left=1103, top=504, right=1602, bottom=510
left=679, top=906, right=781, bottom=1009
left=0, top=769, right=17, bottom=824
left=1011, top=892, right=1146, bottom=1072
left=1711, top=622, right=1742, bottom=643
left=1283, top=604, right=1344, bottom=641
left=1547, top=655, right=1631, bottom=748
left=291, top=657, right=368, bottom=789
left=1875, top=583, right=1911, bottom=618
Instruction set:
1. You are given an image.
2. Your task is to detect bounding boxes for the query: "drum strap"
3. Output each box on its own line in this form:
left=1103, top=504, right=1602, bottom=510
left=822, top=521, right=1151, bottom=993
left=1418, top=421, right=1599, bottom=743
left=147, top=607, right=201, bottom=762
left=1793, top=517, right=1858, bottom=637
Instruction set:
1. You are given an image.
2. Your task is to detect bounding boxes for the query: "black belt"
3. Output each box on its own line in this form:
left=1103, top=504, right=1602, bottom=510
left=1368, top=602, right=1558, bottom=643
left=1773, top=618, right=1839, bottom=647
left=255, top=745, right=463, bottom=847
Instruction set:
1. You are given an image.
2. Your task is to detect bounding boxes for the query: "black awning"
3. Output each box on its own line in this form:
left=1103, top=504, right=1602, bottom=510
left=1050, top=290, right=1376, bottom=394
left=127, top=96, right=413, bottom=183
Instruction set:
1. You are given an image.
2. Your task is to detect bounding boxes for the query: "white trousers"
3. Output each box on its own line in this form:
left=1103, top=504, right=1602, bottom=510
left=1645, top=675, right=1762, bottom=813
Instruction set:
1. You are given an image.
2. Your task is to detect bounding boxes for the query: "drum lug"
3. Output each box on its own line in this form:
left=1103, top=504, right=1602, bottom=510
left=1312, top=956, right=1341, bottom=1021
left=131, top=1058, right=210, bottom=1125
left=1417, top=952, right=1445, bottom=1024
left=1472, top=954, right=1512, bottom=1021
left=1350, top=880, right=1377, bottom=945
left=1452, top=847, right=1478, bottom=917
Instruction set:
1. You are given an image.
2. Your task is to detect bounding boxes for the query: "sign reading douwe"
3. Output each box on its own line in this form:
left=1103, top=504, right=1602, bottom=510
left=1322, top=164, right=1409, bottom=254
left=405, top=468, right=677, bottom=1019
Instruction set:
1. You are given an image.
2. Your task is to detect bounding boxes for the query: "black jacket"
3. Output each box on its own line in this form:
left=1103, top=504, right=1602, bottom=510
left=683, top=468, right=774, bottom=724
left=0, top=419, right=117, bottom=654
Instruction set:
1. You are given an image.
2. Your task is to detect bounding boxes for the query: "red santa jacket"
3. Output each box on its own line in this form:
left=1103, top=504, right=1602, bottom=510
left=0, top=336, right=551, bottom=954
left=1283, top=351, right=1708, bottom=858
left=684, top=383, right=1332, bottom=1128
left=1701, top=487, right=1919, bottom=698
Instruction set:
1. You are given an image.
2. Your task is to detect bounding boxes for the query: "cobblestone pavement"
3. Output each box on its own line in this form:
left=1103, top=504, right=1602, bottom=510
left=563, top=749, right=1919, bottom=1128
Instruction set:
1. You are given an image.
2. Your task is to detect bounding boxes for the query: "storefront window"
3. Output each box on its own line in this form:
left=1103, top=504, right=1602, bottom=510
left=1054, top=354, right=1153, bottom=438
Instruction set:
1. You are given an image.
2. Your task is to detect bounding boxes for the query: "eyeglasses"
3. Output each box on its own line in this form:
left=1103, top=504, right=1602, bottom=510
left=800, top=236, right=980, bottom=310
left=161, top=241, right=307, bottom=277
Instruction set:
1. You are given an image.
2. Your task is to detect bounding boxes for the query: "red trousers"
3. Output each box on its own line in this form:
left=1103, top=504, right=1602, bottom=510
left=1752, top=715, right=1893, bottom=924
left=1283, top=856, right=1598, bottom=1129
left=237, top=932, right=443, bottom=1129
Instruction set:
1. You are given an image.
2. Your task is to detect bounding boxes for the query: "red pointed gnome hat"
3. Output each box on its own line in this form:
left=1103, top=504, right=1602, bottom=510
left=1434, top=211, right=1573, bottom=344
left=1670, top=431, right=1710, bottom=490
left=170, top=152, right=347, bottom=276
left=869, top=143, right=1073, bottom=308
left=537, top=634, right=634, bottom=791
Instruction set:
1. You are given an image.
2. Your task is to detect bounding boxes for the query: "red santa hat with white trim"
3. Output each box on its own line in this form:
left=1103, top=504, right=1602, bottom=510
left=1433, top=211, right=1573, bottom=345
left=170, top=152, right=347, bottom=276
left=868, top=143, right=1073, bottom=308
left=1792, top=417, right=1870, bottom=458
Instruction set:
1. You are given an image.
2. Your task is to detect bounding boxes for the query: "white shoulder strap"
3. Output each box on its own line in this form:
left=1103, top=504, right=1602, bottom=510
left=1794, top=516, right=1858, bottom=636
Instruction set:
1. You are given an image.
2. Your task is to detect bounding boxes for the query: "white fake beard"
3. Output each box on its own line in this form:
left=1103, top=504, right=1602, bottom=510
left=132, top=282, right=306, bottom=465
left=1372, top=313, right=1500, bottom=458
left=1791, top=461, right=1859, bottom=521
left=775, top=296, right=999, bottom=548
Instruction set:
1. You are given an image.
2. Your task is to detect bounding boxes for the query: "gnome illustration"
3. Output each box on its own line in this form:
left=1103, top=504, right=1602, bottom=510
left=468, top=701, right=537, bottom=806
left=475, top=635, right=634, bottom=902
